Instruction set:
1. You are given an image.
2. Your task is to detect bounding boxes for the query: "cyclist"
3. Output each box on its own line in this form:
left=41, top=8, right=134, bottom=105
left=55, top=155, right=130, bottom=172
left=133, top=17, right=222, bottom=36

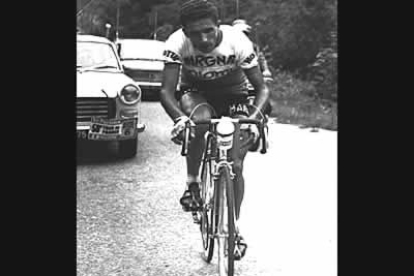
left=160, top=0, right=270, bottom=260
left=232, top=19, right=274, bottom=116
left=232, top=19, right=273, bottom=82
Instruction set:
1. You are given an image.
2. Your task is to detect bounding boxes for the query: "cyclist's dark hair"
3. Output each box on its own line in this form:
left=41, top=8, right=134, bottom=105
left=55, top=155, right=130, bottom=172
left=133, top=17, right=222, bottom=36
left=180, top=0, right=219, bottom=27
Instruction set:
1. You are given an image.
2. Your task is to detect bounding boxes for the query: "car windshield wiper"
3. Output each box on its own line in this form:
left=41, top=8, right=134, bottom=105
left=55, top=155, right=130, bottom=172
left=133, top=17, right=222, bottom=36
left=78, top=65, right=119, bottom=72
left=121, top=57, right=164, bottom=62
left=91, top=65, right=119, bottom=70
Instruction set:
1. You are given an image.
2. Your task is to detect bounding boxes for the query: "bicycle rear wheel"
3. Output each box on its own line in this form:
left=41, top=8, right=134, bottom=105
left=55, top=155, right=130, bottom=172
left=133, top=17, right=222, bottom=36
left=217, top=166, right=235, bottom=276
left=200, top=156, right=216, bottom=262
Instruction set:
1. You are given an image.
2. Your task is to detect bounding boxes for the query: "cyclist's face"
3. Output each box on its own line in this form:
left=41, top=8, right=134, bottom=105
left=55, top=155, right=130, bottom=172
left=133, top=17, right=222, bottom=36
left=184, top=18, right=219, bottom=53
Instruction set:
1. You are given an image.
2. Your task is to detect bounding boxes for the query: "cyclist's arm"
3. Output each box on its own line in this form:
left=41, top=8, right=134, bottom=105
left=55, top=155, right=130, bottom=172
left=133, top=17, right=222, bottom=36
left=243, top=65, right=270, bottom=120
left=160, top=63, right=186, bottom=121
left=258, top=52, right=272, bottom=76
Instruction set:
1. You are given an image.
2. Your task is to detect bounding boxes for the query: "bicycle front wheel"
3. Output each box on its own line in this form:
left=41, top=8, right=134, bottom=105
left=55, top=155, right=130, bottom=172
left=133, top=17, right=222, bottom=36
left=200, top=157, right=216, bottom=262
left=217, top=166, right=236, bottom=276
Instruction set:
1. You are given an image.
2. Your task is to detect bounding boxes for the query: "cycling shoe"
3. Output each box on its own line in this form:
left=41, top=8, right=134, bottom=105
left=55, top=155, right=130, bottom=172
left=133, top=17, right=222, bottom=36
left=179, top=182, right=202, bottom=212
left=234, top=235, right=247, bottom=260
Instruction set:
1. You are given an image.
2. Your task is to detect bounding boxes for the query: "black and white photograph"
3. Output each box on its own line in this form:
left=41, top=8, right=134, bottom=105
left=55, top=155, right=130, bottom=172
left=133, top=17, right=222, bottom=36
left=76, top=0, right=338, bottom=275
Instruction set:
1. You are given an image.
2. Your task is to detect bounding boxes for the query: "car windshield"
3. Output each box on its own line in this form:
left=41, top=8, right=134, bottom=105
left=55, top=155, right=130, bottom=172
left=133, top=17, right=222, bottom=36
left=77, top=41, right=120, bottom=70
left=119, top=40, right=165, bottom=61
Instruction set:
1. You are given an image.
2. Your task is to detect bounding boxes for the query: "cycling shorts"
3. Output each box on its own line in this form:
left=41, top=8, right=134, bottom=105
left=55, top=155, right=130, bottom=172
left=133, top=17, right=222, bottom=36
left=178, top=89, right=251, bottom=119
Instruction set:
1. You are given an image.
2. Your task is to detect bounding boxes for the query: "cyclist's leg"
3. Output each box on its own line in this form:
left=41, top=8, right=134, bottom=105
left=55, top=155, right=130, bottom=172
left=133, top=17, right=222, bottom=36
left=224, top=96, right=254, bottom=260
left=207, top=95, right=252, bottom=219
left=231, top=117, right=250, bottom=220
left=231, top=118, right=251, bottom=260
left=179, top=92, right=215, bottom=209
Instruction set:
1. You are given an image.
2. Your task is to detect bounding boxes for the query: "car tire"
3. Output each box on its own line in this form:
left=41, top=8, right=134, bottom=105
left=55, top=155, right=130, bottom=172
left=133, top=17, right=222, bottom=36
left=118, top=138, right=137, bottom=158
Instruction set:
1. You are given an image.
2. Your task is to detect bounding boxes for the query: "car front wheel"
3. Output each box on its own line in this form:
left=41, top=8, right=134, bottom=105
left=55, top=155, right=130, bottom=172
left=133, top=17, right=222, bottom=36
left=118, top=138, right=137, bottom=158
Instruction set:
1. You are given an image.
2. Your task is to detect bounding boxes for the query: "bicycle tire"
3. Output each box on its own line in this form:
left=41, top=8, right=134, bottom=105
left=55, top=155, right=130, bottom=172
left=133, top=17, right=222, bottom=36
left=224, top=166, right=236, bottom=276
left=200, top=156, right=216, bottom=262
left=217, top=166, right=235, bottom=276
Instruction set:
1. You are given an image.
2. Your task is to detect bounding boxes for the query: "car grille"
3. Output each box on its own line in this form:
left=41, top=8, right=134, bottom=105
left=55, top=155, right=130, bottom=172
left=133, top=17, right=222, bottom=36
left=76, top=98, right=116, bottom=122
left=125, top=70, right=162, bottom=83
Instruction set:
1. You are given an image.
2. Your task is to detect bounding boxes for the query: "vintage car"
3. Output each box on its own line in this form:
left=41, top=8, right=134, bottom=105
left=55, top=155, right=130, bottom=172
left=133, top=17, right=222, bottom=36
left=77, top=34, right=146, bottom=158
left=115, top=38, right=167, bottom=99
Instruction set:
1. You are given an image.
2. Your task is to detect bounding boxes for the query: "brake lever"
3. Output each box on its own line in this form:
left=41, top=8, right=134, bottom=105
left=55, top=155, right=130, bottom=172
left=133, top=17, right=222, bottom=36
left=259, top=122, right=267, bottom=154
left=181, top=122, right=190, bottom=156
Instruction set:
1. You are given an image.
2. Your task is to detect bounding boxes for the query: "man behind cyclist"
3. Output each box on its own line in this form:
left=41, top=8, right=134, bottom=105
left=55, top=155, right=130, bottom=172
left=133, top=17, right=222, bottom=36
left=232, top=19, right=273, bottom=82
left=232, top=19, right=274, bottom=115
left=160, top=0, right=270, bottom=260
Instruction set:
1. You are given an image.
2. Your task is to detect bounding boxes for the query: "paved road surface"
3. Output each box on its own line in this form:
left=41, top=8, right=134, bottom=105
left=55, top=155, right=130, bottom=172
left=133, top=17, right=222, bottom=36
left=77, top=101, right=337, bottom=276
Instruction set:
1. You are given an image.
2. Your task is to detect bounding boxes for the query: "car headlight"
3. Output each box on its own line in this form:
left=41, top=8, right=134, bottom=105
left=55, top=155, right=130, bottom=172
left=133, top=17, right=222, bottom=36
left=119, top=85, right=141, bottom=105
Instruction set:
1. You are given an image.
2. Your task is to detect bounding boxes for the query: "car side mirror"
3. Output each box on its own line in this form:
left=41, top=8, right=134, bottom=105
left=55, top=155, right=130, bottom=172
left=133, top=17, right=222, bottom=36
left=116, top=44, right=121, bottom=56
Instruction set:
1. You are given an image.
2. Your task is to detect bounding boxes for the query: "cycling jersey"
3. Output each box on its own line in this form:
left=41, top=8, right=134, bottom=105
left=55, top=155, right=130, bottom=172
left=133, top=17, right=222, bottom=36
left=163, top=25, right=259, bottom=95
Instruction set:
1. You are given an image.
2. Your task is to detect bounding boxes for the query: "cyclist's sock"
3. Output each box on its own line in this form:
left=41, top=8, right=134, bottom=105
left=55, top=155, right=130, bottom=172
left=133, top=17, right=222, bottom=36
left=235, top=223, right=240, bottom=235
left=186, top=176, right=201, bottom=187
left=189, top=182, right=203, bottom=206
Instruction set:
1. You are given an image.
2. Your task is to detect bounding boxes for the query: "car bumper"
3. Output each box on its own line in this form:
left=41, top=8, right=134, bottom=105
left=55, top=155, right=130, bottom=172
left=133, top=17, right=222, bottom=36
left=76, top=118, right=146, bottom=141
left=135, top=81, right=162, bottom=89
left=134, top=81, right=180, bottom=91
left=135, top=82, right=162, bottom=95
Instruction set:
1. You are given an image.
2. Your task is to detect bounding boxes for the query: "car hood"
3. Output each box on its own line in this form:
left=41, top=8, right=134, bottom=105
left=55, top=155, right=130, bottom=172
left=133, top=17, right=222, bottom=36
left=121, top=60, right=164, bottom=71
left=77, top=71, right=135, bottom=98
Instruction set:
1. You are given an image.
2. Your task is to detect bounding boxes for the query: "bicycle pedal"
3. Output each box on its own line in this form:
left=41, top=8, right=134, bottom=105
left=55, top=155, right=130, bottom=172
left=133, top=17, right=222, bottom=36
left=192, top=212, right=201, bottom=224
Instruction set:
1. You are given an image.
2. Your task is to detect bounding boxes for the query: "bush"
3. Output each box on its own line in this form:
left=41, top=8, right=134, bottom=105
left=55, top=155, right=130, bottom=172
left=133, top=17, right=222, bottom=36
left=268, top=71, right=337, bottom=130
left=302, top=47, right=337, bottom=102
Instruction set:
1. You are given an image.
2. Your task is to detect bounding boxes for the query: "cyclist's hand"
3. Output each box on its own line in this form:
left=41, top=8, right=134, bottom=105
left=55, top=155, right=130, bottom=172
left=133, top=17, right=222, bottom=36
left=264, top=76, right=274, bottom=83
left=240, top=123, right=259, bottom=143
left=262, top=70, right=272, bottom=78
left=262, top=70, right=273, bottom=83
left=171, top=116, right=194, bottom=145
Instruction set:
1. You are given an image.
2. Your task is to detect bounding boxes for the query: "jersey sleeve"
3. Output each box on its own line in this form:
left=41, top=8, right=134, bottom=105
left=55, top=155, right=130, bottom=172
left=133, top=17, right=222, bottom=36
left=162, top=29, right=185, bottom=64
left=234, top=31, right=259, bottom=70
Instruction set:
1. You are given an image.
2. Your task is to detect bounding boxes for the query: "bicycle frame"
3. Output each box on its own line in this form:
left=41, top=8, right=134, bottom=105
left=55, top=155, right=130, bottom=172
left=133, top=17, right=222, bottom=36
left=181, top=116, right=268, bottom=276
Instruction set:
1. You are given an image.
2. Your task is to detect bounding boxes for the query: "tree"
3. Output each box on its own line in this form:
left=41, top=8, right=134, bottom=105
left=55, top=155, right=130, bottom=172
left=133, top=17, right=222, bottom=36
left=77, top=0, right=337, bottom=72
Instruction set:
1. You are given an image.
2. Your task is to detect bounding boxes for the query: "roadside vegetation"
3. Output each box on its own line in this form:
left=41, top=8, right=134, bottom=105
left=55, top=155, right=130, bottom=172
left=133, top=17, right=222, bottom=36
left=268, top=72, right=337, bottom=131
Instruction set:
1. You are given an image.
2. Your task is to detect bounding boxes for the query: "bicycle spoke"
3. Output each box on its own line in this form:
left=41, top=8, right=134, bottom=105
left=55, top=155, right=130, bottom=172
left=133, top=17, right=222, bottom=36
left=200, top=154, right=215, bottom=262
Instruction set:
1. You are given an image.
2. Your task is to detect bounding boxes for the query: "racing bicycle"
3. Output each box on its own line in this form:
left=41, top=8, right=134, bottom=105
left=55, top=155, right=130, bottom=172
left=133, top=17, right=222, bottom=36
left=181, top=116, right=268, bottom=276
